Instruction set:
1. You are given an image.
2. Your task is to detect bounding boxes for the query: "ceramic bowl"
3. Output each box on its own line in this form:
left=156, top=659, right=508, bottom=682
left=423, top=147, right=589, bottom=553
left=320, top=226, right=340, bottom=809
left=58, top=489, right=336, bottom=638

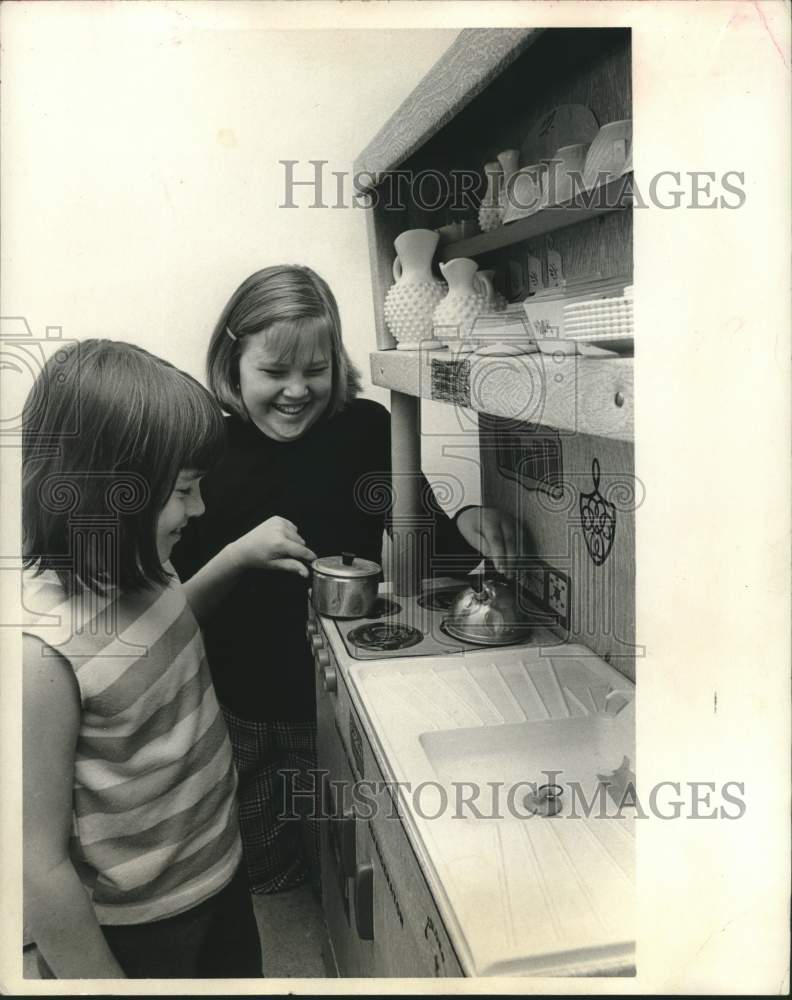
left=502, top=164, right=547, bottom=223
left=581, top=120, right=632, bottom=191
left=540, top=142, right=591, bottom=207
left=536, top=337, right=580, bottom=356
left=436, top=219, right=479, bottom=245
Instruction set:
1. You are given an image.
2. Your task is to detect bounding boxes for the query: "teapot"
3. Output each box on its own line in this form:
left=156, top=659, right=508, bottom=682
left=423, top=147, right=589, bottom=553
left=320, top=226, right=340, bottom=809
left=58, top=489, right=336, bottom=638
left=444, top=574, right=533, bottom=645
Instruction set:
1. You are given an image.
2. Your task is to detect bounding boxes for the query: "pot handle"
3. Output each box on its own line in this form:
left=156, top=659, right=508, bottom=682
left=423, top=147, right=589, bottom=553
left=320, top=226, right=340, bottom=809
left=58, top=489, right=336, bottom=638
left=392, top=255, right=402, bottom=282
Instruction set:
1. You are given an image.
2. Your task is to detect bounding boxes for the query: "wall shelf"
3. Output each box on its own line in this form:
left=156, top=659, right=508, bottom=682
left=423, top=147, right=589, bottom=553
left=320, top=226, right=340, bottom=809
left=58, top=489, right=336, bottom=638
left=439, top=175, right=632, bottom=262
left=354, top=29, right=542, bottom=184
left=369, top=348, right=633, bottom=442
left=358, top=26, right=636, bottom=673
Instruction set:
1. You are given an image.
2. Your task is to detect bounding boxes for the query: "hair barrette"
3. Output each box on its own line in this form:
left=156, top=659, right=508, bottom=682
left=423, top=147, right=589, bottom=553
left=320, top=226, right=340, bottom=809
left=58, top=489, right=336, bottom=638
left=226, top=326, right=238, bottom=342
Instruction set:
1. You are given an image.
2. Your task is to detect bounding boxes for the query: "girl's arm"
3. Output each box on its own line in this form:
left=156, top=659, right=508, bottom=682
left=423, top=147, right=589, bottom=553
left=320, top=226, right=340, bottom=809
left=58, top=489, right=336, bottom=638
left=455, top=505, right=518, bottom=576
left=23, top=635, right=126, bottom=979
left=374, top=401, right=517, bottom=576
left=181, top=515, right=316, bottom=627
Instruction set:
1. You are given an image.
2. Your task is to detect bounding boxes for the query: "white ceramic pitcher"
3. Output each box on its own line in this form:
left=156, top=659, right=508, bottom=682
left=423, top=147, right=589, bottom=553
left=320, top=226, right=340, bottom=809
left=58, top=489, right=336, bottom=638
left=383, top=229, right=447, bottom=350
left=432, top=257, right=488, bottom=351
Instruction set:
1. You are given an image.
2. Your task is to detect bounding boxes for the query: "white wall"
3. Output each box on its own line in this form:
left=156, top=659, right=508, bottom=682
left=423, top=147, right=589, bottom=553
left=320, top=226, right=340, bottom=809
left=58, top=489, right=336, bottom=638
left=1, top=3, right=479, bottom=508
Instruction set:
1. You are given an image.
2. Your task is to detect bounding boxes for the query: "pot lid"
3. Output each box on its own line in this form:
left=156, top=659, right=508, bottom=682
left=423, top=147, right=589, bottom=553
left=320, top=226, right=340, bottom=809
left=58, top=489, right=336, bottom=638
left=312, top=552, right=381, bottom=579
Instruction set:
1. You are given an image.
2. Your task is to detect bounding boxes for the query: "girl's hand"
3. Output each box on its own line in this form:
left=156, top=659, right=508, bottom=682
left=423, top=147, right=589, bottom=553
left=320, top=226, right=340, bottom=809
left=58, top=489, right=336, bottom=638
left=456, top=506, right=518, bottom=576
left=231, top=516, right=317, bottom=579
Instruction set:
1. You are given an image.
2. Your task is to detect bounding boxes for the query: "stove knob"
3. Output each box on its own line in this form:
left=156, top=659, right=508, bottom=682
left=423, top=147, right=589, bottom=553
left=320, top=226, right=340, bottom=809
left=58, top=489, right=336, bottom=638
left=323, top=662, right=337, bottom=695
left=316, top=649, right=331, bottom=669
left=306, top=620, right=319, bottom=636
left=310, top=634, right=324, bottom=650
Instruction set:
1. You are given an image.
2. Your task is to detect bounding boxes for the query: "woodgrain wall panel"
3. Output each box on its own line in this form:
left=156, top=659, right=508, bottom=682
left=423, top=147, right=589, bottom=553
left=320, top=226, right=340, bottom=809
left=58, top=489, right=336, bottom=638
left=481, top=421, right=637, bottom=680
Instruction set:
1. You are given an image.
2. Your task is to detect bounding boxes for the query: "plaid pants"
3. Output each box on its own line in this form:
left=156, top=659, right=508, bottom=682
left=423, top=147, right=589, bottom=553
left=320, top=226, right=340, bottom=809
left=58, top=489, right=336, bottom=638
left=222, top=709, right=320, bottom=895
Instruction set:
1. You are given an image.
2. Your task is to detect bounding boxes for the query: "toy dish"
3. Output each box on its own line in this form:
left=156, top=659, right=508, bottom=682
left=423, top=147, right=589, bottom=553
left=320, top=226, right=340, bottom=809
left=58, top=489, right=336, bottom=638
left=502, top=165, right=546, bottom=223
left=520, top=104, right=599, bottom=166
left=540, top=143, right=590, bottom=208
left=436, top=220, right=479, bottom=244
left=566, top=331, right=634, bottom=354
left=535, top=338, right=579, bottom=356
left=475, top=341, right=538, bottom=357
left=581, top=120, right=632, bottom=191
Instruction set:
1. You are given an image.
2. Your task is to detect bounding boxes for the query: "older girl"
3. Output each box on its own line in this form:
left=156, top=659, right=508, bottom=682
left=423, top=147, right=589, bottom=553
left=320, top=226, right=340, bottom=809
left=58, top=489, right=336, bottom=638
left=173, top=265, right=516, bottom=896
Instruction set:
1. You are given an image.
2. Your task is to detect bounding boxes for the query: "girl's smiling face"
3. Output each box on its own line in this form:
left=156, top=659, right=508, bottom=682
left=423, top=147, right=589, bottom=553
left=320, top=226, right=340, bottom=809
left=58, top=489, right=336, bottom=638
left=157, top=471, right=205, bottom=563
left=237, top=321, right=333, bottom=442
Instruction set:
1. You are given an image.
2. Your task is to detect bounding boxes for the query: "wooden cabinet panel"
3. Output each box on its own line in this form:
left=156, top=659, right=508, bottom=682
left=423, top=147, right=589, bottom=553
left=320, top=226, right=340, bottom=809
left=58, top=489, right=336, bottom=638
left=315, top=647, right=463, bottom=977
left=316, top=657, right=358, bottom=976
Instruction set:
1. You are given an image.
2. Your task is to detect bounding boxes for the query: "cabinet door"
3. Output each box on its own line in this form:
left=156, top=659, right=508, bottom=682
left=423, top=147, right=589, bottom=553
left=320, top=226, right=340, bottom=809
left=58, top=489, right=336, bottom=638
left=318, top=652, right=463, bottom=977
left=316, top=655, right=360, bottom=976
left=343, top=694, right=464, bottom=977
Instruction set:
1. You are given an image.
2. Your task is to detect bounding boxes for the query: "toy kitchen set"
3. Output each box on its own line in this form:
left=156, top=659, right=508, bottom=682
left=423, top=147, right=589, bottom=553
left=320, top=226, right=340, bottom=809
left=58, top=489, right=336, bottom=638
left=310, top=27, right=637, bottom=979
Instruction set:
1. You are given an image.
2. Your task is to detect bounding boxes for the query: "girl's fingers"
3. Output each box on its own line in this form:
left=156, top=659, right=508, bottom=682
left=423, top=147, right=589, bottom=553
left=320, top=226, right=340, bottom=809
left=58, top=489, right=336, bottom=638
left=482, top=516, right=509, bottom=573
left=268, top=557, right=311, bottom=579
left=502, top=518, right=518, bottom=565
left=467, top=528, right=488, bottom=558
left=281, top=540, right=317, bottom=563
left=487, top=535, right=507, bottom=573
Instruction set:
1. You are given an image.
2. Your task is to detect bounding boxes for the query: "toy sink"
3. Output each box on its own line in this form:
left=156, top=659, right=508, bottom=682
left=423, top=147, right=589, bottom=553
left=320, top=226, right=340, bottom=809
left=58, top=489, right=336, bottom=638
left=419, top=708, right=635, bottom=816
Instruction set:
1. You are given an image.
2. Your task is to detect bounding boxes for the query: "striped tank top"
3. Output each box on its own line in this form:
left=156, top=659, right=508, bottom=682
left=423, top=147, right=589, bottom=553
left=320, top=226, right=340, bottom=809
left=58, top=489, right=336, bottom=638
left=22, top=565, right=242, bottom=926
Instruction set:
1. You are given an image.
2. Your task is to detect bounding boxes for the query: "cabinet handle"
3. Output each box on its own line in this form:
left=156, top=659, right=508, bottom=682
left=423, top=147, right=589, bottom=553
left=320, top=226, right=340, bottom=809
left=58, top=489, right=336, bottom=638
left=353, top=860, right=374, bottom=941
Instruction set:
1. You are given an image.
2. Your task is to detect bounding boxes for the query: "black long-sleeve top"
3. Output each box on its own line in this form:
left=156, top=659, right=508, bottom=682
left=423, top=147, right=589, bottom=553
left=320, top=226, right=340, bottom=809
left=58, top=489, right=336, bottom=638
left=172, top=399, right=480, bottom=721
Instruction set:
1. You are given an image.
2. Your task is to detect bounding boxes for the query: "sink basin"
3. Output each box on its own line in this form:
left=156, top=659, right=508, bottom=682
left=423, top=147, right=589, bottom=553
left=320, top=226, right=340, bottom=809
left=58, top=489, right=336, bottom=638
left=349, top=645, right=636, bottom=974
left=419, top=712, right=634, bottom=816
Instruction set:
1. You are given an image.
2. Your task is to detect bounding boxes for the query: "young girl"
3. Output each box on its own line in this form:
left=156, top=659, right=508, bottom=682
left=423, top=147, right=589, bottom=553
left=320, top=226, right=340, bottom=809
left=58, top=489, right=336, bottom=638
left=172, top=265, right=517, bottom=896
left=22, top=339, right=316, bottom=979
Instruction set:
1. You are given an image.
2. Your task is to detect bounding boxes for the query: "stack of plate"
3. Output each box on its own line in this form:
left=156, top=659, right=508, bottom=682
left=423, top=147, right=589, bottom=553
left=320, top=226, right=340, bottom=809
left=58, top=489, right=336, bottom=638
left=562, top=293, right=633, bottom=353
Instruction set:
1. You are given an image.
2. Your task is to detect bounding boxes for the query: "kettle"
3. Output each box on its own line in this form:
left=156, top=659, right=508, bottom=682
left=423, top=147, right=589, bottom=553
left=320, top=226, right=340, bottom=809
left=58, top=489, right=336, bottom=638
left=444, top=574, right=532, bottom=645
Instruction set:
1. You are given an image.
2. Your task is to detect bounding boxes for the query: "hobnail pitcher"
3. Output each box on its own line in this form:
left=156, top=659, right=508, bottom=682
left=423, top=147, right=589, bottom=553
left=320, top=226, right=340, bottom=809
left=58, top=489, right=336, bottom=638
left=383, top=229, right=447, bottom=350
left=432, top=257, right=488, bottom=350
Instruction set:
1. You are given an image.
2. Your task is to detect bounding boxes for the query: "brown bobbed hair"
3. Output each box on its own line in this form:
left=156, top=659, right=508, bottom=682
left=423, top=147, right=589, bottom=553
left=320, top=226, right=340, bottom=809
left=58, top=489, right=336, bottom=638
left=22, top=339, right=226, bottom=595
left=206, top=265, right=362, bottom=421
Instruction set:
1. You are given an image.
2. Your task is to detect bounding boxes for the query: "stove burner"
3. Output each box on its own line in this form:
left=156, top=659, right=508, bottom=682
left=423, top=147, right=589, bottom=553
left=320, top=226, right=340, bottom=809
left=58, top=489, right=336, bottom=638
left=364, top=597, right=402, bottom=619
left=417, top=584, right=468, bottom=612
left=347, top=621, right=423, bottom=652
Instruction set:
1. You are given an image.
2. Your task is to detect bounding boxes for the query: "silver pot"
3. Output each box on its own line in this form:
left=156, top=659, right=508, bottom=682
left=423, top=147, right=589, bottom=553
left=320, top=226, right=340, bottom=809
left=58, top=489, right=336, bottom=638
left=444, top=575, right=532, bottom=645
left=311, top=552, right=382, bottom=619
